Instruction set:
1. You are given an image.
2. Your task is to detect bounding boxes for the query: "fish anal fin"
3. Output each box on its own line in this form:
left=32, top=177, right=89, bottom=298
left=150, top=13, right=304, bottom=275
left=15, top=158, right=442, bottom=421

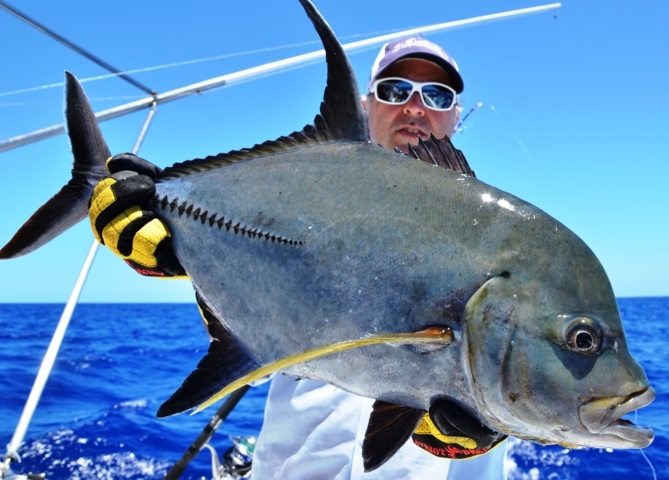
left=157, top=295, right=260, bottom=418
left=362, top=400, right=425, bottom=472
left=407, top=134, right=476, bottom=178
left=157, top=332, right=259, bottom=418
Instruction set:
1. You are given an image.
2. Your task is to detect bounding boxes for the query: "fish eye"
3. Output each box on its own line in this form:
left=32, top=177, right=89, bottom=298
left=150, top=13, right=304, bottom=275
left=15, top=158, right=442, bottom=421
left=565, top=317, right=601, bottom=355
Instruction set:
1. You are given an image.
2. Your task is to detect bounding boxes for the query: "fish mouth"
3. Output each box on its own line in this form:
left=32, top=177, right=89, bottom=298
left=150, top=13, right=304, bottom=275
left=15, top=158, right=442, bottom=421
left=579, top=386, right=655, bottom=448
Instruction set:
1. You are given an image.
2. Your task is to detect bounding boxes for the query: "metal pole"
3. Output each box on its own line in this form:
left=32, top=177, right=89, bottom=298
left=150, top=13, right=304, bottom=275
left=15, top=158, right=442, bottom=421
left=4, top=239, right=99, bottom=461
left=2, top=105, right=157, bottom=468
left=0, top=3, right=561, bottom=153
left=132, top=103, right=157, bottom=154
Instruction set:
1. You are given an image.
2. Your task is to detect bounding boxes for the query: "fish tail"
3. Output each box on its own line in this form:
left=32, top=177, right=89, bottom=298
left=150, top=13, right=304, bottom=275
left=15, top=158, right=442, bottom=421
left=0, top=72, right=110, bottom=259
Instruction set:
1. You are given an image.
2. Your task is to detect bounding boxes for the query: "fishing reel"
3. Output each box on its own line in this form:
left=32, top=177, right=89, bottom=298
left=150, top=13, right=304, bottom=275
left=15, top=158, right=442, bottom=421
left=203, top=435, right=256, bottom=480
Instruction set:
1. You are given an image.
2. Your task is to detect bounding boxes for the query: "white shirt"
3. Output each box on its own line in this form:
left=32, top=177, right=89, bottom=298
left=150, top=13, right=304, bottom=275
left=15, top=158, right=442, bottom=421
left=252, top=375, right=508, bottom=479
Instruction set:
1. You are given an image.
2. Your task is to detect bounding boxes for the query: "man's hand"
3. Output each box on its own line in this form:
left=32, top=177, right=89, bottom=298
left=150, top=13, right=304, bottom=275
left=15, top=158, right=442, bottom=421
left=88, top=153, right=186, bottom=277
left=412, top=400, right=507, bottom=459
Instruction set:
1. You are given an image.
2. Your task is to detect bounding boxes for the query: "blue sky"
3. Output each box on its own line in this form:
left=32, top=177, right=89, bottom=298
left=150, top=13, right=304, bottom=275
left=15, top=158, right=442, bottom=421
left=0, top=0, right=667, bottom=302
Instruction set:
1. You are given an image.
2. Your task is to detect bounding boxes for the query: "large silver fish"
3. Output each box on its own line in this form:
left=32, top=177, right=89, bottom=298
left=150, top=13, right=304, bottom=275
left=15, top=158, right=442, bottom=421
left=0, top=0, right=654, bottom=470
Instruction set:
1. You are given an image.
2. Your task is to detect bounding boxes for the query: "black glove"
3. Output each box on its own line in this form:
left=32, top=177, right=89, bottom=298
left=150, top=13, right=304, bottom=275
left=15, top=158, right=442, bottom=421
left=412, top=399, right=507, bottom=459
left=88, top=153, right=186, bottom=277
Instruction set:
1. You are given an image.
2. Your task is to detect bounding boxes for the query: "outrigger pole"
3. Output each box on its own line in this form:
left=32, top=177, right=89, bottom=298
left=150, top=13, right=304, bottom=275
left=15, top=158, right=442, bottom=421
left=0, top=0, right=155, bottom=96
left=0, top=3, right=561, bottom=153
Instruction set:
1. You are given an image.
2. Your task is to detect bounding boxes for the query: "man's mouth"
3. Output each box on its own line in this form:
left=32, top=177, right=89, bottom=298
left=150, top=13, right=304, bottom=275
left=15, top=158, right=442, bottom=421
left=398, top=126, right=427, bottom=139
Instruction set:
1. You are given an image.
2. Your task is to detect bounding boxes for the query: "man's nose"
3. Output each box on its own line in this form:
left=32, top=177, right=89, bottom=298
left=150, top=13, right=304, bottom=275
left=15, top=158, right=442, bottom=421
left=402, top=92, right=425, bottom=117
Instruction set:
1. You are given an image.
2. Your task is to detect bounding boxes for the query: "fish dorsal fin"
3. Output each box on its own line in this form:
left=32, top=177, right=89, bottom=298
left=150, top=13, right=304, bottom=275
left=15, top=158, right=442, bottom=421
left=158, top=129, right=323, bottom=182
left=157, top=0, right=368, bottom=182
left=406, top=134, right=476, bottom=178
left=156, top=295, right=260, bottom=418
left=299, top=0, right=369, bottom=142
left=362, top=400, right=426, bottom=472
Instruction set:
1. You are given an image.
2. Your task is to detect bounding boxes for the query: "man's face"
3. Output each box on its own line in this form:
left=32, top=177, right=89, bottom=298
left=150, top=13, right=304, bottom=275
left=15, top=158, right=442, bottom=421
left=363, top=58, right=460, bottom=153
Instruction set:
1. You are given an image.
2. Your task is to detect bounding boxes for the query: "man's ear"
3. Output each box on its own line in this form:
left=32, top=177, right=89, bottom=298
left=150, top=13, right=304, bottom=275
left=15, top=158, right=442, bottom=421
left=361, top=94, right=369, bottom=114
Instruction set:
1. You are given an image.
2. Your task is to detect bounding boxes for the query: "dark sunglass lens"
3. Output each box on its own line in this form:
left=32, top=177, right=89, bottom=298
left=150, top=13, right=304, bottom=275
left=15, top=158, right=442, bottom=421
left=421, top=84, right=454, bottom=109
left=376, top=80, right=412, bottom=104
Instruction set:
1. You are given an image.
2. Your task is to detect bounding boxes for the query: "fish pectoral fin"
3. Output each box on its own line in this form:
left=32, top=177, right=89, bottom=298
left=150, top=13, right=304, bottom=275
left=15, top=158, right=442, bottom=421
left=362, top=401, right=425, bottom=472
left=400, top=326, right=454, bottom=353
left=191, top=327, right=454, bottom=415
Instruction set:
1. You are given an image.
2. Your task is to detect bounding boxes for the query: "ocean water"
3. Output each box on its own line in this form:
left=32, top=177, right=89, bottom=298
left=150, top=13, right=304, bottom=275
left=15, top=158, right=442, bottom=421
left=1, top=299, right=666, bottom=479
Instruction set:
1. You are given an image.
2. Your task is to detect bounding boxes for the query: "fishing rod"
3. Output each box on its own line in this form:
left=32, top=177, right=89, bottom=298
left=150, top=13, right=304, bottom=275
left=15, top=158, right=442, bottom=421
left=454, top=101, right=484, bottom=134
left=163, top=385, right=251, bottom=480
left=0, top=2, right=561, bottom=153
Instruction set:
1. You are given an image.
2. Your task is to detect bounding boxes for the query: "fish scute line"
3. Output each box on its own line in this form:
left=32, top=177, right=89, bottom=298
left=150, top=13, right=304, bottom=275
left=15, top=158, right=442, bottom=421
left=153, top=195, right=304, bottom=247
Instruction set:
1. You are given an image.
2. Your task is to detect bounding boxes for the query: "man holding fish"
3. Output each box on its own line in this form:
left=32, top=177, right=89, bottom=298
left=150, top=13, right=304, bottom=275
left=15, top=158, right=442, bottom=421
left=1, top=0, right=653, bottom=475
left=88, top=35, right=508, bottom=478
left=248, top=38, right=508, bottom=480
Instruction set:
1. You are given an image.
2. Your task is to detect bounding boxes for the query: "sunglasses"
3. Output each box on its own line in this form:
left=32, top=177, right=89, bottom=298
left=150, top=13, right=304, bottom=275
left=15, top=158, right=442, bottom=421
left=369, top=77, right=457, bottom=111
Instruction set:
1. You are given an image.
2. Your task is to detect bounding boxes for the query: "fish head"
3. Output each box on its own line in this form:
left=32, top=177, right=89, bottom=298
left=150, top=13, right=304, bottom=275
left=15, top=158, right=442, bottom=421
left=460, top=232, right=655, bottom=450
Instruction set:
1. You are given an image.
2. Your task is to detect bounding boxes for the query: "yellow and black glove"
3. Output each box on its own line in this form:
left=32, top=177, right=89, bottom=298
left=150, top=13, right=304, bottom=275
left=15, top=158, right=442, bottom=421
left=89, top=153, right=186, bottom=278
left=412, top=399, right=507, bottom=459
